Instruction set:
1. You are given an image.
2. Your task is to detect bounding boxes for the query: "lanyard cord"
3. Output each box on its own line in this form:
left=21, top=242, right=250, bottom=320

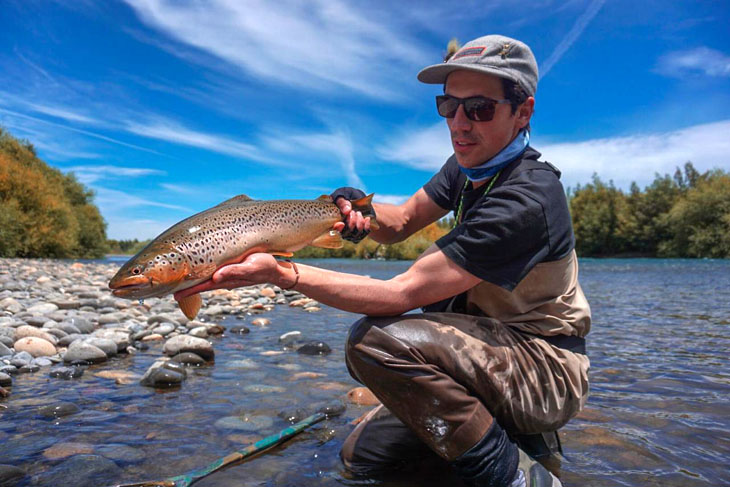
left=452, top=170, right=502, bottom=229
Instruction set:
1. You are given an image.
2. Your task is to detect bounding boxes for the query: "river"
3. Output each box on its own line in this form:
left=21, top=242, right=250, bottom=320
left=1, top=258, right=729, bottom=486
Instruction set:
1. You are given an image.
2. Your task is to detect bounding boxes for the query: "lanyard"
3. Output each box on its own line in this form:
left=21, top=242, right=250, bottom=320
left=452, top=169, right=502, bottom=229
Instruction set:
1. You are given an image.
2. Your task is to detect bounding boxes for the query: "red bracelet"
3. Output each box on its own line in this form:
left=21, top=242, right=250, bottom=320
left=281, top=259, right=299, bottom=290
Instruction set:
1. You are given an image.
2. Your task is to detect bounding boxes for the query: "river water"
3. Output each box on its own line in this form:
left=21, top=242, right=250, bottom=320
left=2, top=258, right=729, bottom=486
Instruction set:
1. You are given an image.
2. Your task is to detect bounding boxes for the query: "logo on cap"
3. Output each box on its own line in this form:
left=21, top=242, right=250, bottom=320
left=499, top=43, right=511, bottom=59
left=452, top=46, right=486, bottom=60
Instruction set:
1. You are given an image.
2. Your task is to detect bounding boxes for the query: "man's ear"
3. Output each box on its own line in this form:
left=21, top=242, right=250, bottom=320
left=516, top=97, right=535, bottom=129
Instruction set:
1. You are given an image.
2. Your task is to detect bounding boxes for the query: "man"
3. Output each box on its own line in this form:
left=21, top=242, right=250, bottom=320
left=177, top=34, right=590, bottom=487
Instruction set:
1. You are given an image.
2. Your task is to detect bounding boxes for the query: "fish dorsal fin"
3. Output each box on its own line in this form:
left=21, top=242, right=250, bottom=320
left=311, top=229, right=344, bottom=249
left=214, top=194, right=254, bottom=208
left=317, top=194, right=331, bottom=202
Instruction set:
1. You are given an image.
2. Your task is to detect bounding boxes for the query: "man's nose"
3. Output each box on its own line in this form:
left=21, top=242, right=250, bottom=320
left=450, top=104, right=472, bottom=131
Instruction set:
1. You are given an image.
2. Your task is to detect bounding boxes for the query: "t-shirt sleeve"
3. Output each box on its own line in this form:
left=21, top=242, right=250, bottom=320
left=422, top=155, right=461, bottom=211
left=435, top=170, right=561, bottom=290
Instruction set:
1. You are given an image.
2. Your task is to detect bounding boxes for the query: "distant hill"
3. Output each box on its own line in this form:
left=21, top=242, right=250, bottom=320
left=0, top=127, right=108, bottom=258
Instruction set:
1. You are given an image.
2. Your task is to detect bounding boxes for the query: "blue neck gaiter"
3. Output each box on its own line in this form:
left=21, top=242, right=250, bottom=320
left=458, top=129, right=530, bottom=182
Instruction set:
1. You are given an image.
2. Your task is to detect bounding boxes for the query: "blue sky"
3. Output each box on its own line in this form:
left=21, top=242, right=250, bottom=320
left=1, top=0, right=728, bottom=240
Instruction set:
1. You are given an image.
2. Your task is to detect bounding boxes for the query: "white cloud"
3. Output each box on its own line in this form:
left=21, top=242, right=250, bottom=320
left=123, top=118, right=264, bottom=162
left=262, top=128, right=366, bottom=189
left=376, top=120, right=730, bottom=190
left=94, top=187, right=191, bottom=212
left=25, top=102, right=99, bottom=124
left=656, top=47, right=730, bottom=78
left=376, top=194, right=409, bottom=205
left=539, top=0, right=605, bottom=78
left=122, top=0, right=427, bottom=99
left=65, top=165, right=166, bottom=184
left=377, top=122, right=451, bottom=171
left=536, top=120, right=730, bottom=190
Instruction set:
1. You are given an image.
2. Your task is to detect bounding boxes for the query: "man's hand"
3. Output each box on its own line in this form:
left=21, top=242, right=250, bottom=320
left=330, top=187, right=373, bottom=243
left=174, top=253, right=282, bottom=301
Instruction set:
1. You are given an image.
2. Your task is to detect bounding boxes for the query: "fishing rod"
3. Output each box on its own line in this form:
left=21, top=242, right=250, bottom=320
left=111, top=409, right=339, bottom=487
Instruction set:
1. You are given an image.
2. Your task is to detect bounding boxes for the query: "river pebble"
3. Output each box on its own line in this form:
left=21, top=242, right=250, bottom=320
left=140, top=360, right=187, bottom=388
left=38, top=401, right=81, bottom=418
left=13, top=337, right=57, bottom=357
left=49, top=365, right=85, bottom=380
left=63, top=341, right=107, bottom=364
left=170, top=352, right=206, bottom=366
left=214, top=414, right=274, bottom=432
left=0, top=372, right=11, bottom=387
left=43, top=442, right=94, bottom=460
left=33, top=454, right=122, bottom=487
left=297, top=341, right=332, bottom=356
left=163, top=335, right=214, bottom=360
left=0, top=465, right=25, bottom=486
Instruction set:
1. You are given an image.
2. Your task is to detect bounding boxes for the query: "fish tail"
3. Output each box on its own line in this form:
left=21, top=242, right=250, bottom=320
left=351, top=193, right=380, bottom=231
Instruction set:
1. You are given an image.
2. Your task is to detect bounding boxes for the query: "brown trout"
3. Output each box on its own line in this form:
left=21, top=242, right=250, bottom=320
left=108, top=193, right=377, bottom=319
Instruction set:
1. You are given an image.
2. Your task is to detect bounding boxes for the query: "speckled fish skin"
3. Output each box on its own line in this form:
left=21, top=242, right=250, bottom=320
left=108, top=194, right=363, bottom=301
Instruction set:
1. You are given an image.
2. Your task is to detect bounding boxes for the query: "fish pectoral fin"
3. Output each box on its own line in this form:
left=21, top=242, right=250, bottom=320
left=177, top=294, right=202, bottom=320
left=186, top=263, right=218, bottom=280
left=270, top=251, right=294, bottom=257
left=311, top=230, right=344, bottom=249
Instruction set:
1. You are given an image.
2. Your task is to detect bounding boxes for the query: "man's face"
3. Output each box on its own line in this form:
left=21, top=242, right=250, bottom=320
left=444, top=70, right=528, bottom=168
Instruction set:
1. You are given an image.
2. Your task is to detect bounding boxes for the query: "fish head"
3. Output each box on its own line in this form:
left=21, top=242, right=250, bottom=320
left=108, top=243, right=190, bottom=299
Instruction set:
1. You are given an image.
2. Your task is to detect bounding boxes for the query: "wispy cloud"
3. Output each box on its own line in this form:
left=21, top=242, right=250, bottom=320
left=377, top=122, right=451, bottom=171
left=65, top=165, right=166, bottom=184
left=123, top=0, right=427, bottom=99
left=376, top=120, right=730, bottom=190
left=655, top=47, right=730, bottom=78
left=24, top=102, right=99, bottom=124
left=123, top=117, right=264, bottom=162
left=262, top=127, right=366, bottom=189
left=539, top=0, right=605, bottom=78
left=0, top=107, right=164, bottom=156
left=95, top=186, right=191, bottom=212
left=376, top=194, right=409, bottom=205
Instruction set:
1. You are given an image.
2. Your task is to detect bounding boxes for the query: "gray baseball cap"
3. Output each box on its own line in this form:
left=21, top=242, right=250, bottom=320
left=418, top=34, right=538, bottom=96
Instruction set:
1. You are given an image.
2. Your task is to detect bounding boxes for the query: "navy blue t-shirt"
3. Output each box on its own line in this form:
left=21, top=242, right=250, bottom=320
left=423, top=147, right=574, bottom=291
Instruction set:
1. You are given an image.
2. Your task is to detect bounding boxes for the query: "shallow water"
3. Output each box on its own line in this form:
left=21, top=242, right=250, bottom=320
left=2, top=258, right=729, bottom=486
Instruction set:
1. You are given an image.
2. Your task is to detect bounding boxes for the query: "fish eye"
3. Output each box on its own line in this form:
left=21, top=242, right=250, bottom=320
left=132, top=267, right=142, bottom=275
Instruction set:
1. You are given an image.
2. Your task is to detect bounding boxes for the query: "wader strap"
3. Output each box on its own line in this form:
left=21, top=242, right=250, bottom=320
left=539, top=334, right=586, bottom=355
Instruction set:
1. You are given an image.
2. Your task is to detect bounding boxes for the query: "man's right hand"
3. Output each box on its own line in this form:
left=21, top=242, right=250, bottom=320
left=330, top=187, right=373, bottom=243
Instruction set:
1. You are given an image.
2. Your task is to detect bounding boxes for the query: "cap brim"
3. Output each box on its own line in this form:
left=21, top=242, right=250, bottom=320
left=417, top=63, right=521, bottom=87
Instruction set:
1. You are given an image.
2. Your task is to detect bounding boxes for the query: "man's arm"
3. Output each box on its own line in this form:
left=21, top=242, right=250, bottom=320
left=341, top=188, right=449, bottom=245
left=175, top=244, right=481, bottom=316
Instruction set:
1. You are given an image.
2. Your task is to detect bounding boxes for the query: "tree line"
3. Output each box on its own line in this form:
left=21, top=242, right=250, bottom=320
left=569, top=162, right=730, bottom=258
left=1, top=127, right=728, bottom=259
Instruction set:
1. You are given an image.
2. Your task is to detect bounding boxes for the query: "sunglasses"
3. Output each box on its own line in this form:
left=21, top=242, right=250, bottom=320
left=435, top=94, right=511, bottom=122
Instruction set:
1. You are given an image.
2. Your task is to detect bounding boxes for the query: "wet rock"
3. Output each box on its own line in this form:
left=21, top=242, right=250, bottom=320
left=0, top=464, right=24, bottom=486
left=214, top=414, right=274, bottom=432
left=140, top=360, right=187, bottom=388
left=26, top=302, right=58, bottom=315
left=43, top=442, right=94, bottom=460
left=93, top=370, right=139, bottom=385
left=0, top=342, right=13, bottom=357
left=163, top=335, right=214, bottom=360
left=35, top=454, right=121, bottom=487
left=151, top=323, right=175, bottom=336
left=318, top=400, right=347, bottom=418
left=64, top=341, right=107, bottom=364
left=188, top=326, right=208, bottom=338
left=52, top=322, right=82, bottom=335
left=39, top=401, right=81, bottom=418
left=147, top=314, right=179, bottom=326
left=250, top=317, right=270, bottom=327
left=49, top=366, right=85, bottom=380
left=201, top=304, right=224, bottom=316
left=31, top=357, right=53, bottom=368
left=278, top=331, right=302, bottom=348
left=291, top=371, right=325, bottom=380
left=278, top=407, right=309, bottom=423
left=347, top=387, right=381, bottom=406
left=289, top=298, right=314, bottom=307
left=13, top=337, right=56, bottom=357
left=0, top=373, right=11, bottom=387
left=0, top=365, right=18, bottom=376
left=78, top=337, right=117, bottom=358
left=170, top=352, right=206, bottom=366
left=91, top=329, right=130, bottom=351
left=96, top=444, right=146, bottom=464
left=296, top=341, right=332, bottom=356
left=227, top=359, right=258, bottom=369
left=230, top=325, right=250, bottom=334
left=243, top=384, right=285, bottom=393
left=15, top=325, right=57, bottom=345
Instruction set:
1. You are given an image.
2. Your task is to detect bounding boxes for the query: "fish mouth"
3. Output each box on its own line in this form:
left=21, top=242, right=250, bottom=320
left=109, top=275, right=153, bottom=298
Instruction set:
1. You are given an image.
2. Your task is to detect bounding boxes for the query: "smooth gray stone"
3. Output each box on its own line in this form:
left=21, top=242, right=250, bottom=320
left=0, top=365, right=17, bottom=376
left=38, top=401, right=80, bottom=418
left=12, top=351, right=33, bottom=364
left=0, top=342, right=12, bottom=357
left=31, top=357, right=53, bottom=367
left=23, top=316, right=51, bottom=327
left=0, top=372, right=11, bottom=387
left=151, top=323, right=175, bottom=336
left=0, top=464, right=25, bottom=486
left=140, top=361, right=187, bottom=388
left=163, top=335, right=214, bottom=360
left=53, top=322, right=82, bottom=335
left=169, top=352, right=206, bottom=366
left=91, top=330, right=130, bottom=351
left=0, top=337, right=12, bottom=348
left=229, top=325, right=250, bottom=334
left=63, top=341, right=107, bottom=364
left=58, top=334, right=84, bottom=347
left=147, top=314, right=179, bottom=326
left=17, top=364, right=40, bottom=374
left=46, top=311, right=67, bottom=322
left=95, top=444, right=146, bottom=464
left=51, top=300, right=80, bottom=310
left=79, top=338, right=117, bottom=358
left=0, top=327, right=16, bottom=341
left=26, top=303, right=58, bottom=315
left=34, top=455, right=121, bottom=487
left=296, top=341, right=332, bottom=356
left=49, top=366, right=85, bottom=380
left=44, top=328, right=68, bottom=339
left=63, top=317, right=94, bottom=334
